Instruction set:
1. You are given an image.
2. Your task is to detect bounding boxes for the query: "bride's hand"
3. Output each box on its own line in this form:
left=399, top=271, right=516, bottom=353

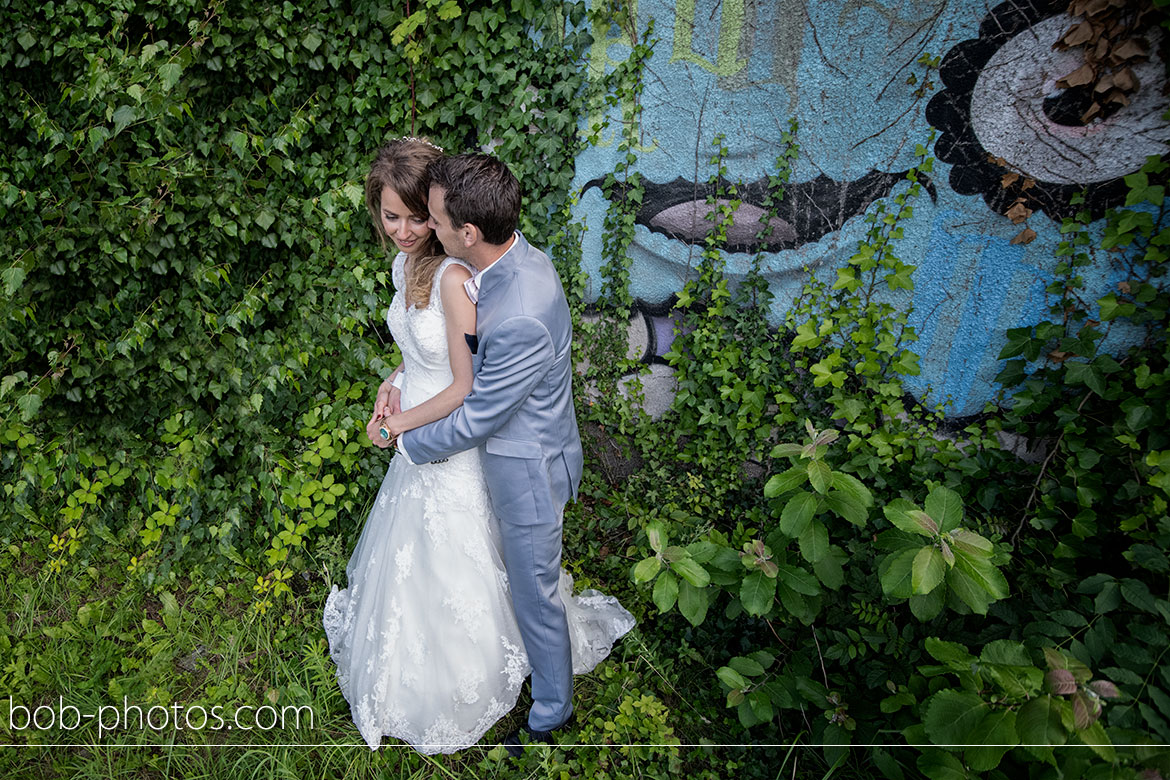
left=366, top=412, right=392, bottom=449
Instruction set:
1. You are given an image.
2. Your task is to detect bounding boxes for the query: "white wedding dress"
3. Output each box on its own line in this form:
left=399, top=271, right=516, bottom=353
left=323, top=254, right=635, bottom=753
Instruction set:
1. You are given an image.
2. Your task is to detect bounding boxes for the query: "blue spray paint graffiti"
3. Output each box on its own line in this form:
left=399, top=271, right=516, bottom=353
left=570, top=0, right=1169, bottom=417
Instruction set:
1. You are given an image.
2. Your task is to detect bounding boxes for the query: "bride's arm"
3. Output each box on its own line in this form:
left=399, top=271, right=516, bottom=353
left=386, top=263, right=476, bottom=435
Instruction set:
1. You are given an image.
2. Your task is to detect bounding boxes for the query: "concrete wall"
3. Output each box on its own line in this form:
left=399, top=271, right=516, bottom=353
left=571, top=0, right=1168, bottom=417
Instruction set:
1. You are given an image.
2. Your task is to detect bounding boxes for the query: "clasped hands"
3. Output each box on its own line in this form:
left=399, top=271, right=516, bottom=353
left=366, top=379, right=403, bottom=450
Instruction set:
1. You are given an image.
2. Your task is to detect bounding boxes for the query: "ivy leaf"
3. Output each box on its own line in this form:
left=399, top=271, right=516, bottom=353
left=652, top=569, right=677, bottom=613
left=924, top=486, right=963, bottom=532
left=912, top=546, right=946, bottom=594
left=740, top=571, right=775, bottom=616
left=923, top=689, right=988, bottom=745
left=779, top=491, right=817, bottom=537
left=436, top=0, right=462, bottom=20
left=112, top=104, right=138, bottom=136
left=158, top=62, right=183, bottom=92
left=17, top=393, right=42, bottom=422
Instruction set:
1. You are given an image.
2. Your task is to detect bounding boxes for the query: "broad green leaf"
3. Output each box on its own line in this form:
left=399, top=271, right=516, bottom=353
left=765, top=465, right=807, bottom=497
left=678, top=580, right=709, bottom=626
left=798, top=520, right=829, bottom=563
left=878, top=547, right=918, bottom=599
left=1075, top=718, right=1116, bottom=761
left=633, top=556, right=660, bottom=583
left=729, top=655, right=766, bottom=677
left=748, top=690, right=774, bottom=722
left=775, top=563, right=820, bottom=596
left=952, top=550, right=1009, bottom=599
left=652, top=569, right=677, bottom=613
left=813, top=545, right=846, bottom=590
left=671, top=557, right=710, bottom=588
left=979, top=639, right=1031, bottom=667
left=884, top=499, right=932, bottom=537
left=645, top=520, right=666, bottom=553
left=915, top=750, right=967, bottom=780
left=923, top=689, right=988, bottom=745
left=740, top=571, right=776, bottom=616
left=909, top=587, right=945, bottom=621
left=925, top=486, right=964, bottom=532
left=770, top=442, right=803, bottom=458
left=925, top=637, right=975, bottom=668
left=780, top=491, right=817, bottom=537
left=807, top=460, right=832, bottom=494
left=717, top=666, right=748, bottom=690
left=912, top=546, right=946, bottom=594
left=830, top=471, right=873, bottom=507
left=1016, top=695, right=1067, bottom=746
left=965, top=709, right=1017, bottom=771
left=950, top=528, right=994, bottom=558
left=825, top=491, right=867, bottom=526
left=946, top=560, right=995, bottom=614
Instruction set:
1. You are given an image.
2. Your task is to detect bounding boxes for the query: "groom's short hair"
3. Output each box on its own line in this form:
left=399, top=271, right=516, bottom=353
left=428, top=154, right=520, bottom=245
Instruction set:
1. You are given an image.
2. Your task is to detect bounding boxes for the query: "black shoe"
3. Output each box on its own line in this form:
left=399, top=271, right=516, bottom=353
left=503, top=713, right=576, bottom=758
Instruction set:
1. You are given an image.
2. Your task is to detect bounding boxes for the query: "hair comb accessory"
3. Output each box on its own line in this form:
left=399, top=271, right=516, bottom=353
left=395, top=136, right=444, bottom=152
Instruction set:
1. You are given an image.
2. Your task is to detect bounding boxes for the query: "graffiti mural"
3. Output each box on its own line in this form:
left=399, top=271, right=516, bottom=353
left=570, top=0, right=1169, bottom=417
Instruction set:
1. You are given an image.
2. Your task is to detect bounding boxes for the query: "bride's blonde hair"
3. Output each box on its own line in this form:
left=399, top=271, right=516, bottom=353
left=365, top=138, right=446, bottom=307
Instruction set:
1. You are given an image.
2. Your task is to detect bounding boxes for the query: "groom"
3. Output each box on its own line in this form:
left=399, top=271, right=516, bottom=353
left=393, top=153, right=583, bottom=753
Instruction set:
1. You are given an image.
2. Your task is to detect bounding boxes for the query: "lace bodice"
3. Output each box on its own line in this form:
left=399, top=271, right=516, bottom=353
left=386, top=253, right=474, bottom=410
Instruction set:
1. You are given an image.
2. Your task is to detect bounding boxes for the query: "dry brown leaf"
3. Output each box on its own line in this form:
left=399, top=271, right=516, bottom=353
left=1118, top=280, right=1132, bottom=294
left=1112, top=67, right=1139, bottom=92
left=1061, top=21, right=1096, bottom=48
left=1006, top=201, right=1032, bottom=224
left=987, top=153, right=1007, bottom=167
left=1093, top=74, right=1115, bottom=94
left=1094, top=37, right=1110, bottom=60
left=1021, top=178, right=1036, bottom=191
left=1113, top=38, right=1150, bottom=62
left=1081, top=0, right=1110, bottom=14
left=1048, top=350, right=1074, bottom=362
left=1012, top=227, right=1038, bottom=244
left=1105, top=89, right=1130, bottom=107
left=1081, top=102, right=1103, bottom=124
left=1002, top=172, right=1020, bottom=188
left=1057, top=62, right=1096, bottom=89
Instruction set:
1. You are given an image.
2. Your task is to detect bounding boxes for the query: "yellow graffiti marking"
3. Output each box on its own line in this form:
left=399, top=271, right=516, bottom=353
left=672, top=0, right=748, bottom=77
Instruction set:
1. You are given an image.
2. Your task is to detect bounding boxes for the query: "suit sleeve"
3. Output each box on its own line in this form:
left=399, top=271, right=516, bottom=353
left=401, top=315, right=554, bottom=463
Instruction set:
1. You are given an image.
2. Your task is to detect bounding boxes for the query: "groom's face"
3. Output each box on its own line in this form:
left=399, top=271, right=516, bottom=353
left=427, top=185, right=464, bottom=259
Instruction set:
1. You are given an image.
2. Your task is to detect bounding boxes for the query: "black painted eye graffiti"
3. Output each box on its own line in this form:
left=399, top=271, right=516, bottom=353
left=926, top=0, right=1170, bottom=220
left=584, top=171, right=935, bottom=255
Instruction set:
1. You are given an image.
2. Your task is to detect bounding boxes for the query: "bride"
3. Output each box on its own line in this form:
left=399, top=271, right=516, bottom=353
left=322, top=137, right=634, bottom=753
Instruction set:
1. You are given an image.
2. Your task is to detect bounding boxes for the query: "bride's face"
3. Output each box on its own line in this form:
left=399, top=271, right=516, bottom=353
left=380, top=185, right=432, bottom=255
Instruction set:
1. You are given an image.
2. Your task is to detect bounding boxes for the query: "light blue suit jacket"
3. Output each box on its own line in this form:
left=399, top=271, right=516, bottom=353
left=400, top=232, right=583, bottom=525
